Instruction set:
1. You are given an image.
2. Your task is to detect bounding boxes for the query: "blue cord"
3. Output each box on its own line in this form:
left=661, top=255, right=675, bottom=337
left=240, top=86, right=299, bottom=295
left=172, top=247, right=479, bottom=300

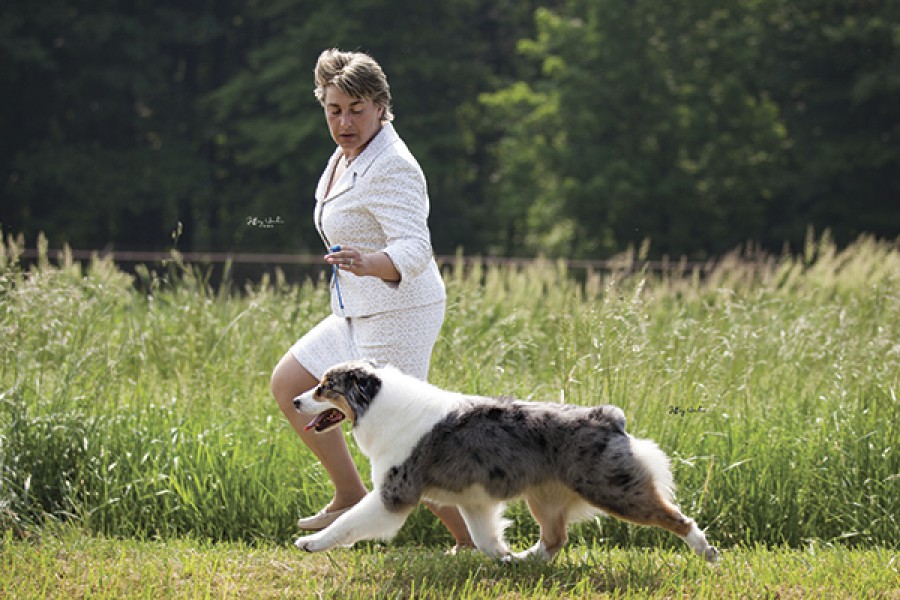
left=330, top=245, right=344, bottom=310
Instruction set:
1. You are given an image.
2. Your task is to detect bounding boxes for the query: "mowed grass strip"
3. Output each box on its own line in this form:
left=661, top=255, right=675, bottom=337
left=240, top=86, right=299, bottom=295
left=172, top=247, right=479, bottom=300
left=1, top=529, right=897, bottom=599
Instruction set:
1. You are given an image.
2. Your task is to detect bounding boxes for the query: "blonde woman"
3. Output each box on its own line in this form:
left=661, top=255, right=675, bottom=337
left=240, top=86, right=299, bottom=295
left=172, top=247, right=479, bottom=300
left=270, top=48, right=473, bottom=551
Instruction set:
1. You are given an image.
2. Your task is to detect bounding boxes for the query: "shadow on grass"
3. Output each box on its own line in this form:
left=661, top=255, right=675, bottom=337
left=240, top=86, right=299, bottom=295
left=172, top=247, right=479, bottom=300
left=343, top=543, right=691, bottom=598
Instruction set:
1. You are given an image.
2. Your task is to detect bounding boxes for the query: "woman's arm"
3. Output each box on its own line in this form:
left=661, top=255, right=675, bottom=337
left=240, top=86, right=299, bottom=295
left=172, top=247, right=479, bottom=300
left=325, top=248, right=400, bottom=282
left=363, top=154, right=434, bottom=282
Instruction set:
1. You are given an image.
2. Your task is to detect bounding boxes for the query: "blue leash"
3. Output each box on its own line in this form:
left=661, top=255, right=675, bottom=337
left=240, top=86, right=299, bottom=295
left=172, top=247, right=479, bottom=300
left=330, top=245, right=345, bottom=310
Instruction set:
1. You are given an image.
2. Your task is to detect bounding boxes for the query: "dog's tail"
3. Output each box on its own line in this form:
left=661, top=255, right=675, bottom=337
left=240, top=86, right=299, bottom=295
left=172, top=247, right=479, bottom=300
left=629, top=435, right=676, bottom=503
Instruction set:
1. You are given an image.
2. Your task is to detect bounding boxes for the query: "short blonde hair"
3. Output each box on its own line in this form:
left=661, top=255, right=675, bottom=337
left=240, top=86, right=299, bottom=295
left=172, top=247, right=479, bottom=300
left=313, top=49, right=394, bottom=121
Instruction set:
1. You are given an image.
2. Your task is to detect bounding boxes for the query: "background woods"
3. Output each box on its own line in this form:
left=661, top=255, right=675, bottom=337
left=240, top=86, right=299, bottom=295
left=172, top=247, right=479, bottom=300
left=2, top=0, right=898, bottom=260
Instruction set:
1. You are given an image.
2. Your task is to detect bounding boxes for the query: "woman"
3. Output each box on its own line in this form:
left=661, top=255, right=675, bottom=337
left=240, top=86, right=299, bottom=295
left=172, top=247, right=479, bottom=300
left=269, top=48, right=473, bottom=551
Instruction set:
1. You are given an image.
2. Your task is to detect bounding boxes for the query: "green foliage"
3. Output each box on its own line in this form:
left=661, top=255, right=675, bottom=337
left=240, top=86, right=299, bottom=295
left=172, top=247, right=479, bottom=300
left=1, top=234, right=897, bottom=553
left=1, top=0, right=227, bottom=250
left=756, top=0, right=900, bottom=246
left=482, top=1, right=789, bottom=259
left=480, top=0, right=900, bottom=259
left=2, top=1, right=897, bottom=260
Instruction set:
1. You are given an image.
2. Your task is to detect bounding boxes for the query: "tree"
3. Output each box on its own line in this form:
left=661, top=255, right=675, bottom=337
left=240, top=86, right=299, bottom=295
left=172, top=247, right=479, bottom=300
left=482, top=0, right=788, bottom=259
left=2, top=0, right=896, bottom=259
left=757, top=0, right=900, bottom=249
left=1, top=0, right=233, bottom=250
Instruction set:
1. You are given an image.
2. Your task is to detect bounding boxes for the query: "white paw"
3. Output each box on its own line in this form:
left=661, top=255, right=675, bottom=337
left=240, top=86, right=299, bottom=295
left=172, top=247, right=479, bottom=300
left=508, top=542, right=552, bottom=562
left=502, top=551, right=549, bottom=562
left=294, top=534, right=330, bottom=553
left=474, top=544, right=512, bottom=560
left=702, top=545, right=720, bottom=563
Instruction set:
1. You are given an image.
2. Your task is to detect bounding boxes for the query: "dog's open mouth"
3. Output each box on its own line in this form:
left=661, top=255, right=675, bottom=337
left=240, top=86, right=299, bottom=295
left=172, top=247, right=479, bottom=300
left=304, top=408, right=346, bottom=432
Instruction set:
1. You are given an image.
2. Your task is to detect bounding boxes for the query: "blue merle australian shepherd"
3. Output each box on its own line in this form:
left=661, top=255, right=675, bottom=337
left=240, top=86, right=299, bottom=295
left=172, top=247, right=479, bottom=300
left=292, top=360, right=718, bottom=563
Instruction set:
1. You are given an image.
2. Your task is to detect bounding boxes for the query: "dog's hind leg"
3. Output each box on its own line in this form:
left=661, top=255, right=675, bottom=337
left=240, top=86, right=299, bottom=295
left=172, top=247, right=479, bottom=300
left=602, top=488, right=719, bottom=563
left=294, top=492, right=413, bottom=552
left=512, top=488, right=574, bottom=561
left=648, top=495, right=718, bottom=563
left=682, top=520, right=719, bottom=562
left=456, top=502, right=511, bottom=559
left=599, top=437, right=719, bottom=562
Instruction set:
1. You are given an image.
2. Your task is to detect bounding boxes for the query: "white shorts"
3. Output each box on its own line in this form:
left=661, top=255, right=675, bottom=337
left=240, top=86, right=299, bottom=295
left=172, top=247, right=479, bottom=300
left=289, top=301, right=445, bottom=381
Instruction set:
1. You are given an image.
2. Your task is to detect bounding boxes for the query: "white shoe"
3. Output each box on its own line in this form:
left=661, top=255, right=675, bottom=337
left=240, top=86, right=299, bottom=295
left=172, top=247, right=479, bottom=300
left=296, top=506, right=352, bottom=531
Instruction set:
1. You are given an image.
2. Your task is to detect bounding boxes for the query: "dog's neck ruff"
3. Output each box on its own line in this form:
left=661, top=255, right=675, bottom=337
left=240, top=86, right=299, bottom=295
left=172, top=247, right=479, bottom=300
left=353, top=371, right=462, bottom=470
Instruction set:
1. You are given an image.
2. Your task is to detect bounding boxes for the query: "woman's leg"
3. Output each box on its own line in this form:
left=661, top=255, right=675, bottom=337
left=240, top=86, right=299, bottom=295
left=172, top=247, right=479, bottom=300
left=270, top=351, right=367, bottom=511
left=351, top=304, right=474, bottom=548
left=426, top=502, right=476, bottom=550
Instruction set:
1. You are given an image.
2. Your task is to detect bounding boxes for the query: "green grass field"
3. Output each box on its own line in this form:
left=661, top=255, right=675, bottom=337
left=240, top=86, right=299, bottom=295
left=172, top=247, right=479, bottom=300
left=2, top=529, right=897, bottom=599
left=1, top=232, right=897, bottom=598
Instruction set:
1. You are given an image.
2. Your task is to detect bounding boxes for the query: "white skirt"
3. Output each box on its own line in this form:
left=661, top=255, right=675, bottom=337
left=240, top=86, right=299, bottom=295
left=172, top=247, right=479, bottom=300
left=289, top=301, right=445, bottom=381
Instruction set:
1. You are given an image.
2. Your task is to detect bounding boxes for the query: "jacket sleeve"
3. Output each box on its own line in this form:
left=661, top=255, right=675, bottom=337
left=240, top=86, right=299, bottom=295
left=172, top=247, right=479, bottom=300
left=364, top=151, right=434, bottom=282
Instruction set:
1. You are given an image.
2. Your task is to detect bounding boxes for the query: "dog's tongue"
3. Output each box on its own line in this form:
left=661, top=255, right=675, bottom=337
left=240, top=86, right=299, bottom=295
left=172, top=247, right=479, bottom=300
left=304, top=409, right=345, bottom=432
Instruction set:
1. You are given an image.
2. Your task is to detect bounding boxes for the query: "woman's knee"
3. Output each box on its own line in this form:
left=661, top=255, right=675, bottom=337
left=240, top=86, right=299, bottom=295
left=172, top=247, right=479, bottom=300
left=270, top=352, right=316, bottom=408
left=269, top=366, right=287, bottom=404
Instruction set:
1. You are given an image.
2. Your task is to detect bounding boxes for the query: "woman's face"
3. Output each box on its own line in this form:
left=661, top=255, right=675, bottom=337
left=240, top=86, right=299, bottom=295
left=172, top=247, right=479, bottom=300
left=323, top=85, right=384, bottom=160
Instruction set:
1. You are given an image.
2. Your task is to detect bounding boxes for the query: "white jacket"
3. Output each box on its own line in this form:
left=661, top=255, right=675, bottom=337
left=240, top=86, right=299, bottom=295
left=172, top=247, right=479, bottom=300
left=313, top=122, right=446, bottom=317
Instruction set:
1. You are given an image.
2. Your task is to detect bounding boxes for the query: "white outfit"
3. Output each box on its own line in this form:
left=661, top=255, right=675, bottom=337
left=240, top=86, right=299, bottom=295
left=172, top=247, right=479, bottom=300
left=290, top=122, right=446, bottom=380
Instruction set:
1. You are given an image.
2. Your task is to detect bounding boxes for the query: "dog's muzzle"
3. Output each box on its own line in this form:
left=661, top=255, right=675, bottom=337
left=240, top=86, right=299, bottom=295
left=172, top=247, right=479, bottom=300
left=293, top=389, right=313, bottom=412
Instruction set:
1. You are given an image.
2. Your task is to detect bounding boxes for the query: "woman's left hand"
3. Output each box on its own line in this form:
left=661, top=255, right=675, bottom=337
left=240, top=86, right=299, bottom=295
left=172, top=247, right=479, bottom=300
left=325, top=246, right=401, bottom=282
left=325, top=246, right=362, bottom=273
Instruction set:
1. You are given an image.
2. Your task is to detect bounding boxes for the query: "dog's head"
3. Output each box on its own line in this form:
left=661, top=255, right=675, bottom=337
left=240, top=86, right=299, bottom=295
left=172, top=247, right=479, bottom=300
left=293, top=360, right=382, bottom=433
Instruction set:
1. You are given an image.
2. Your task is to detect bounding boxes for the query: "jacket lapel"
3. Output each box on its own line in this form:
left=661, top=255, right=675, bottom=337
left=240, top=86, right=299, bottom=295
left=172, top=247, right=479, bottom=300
left=316, top=123, right=400, bottom=203
left=347, top=122, right=398, bottom=177
left=316, top=148, right=348, bottom=203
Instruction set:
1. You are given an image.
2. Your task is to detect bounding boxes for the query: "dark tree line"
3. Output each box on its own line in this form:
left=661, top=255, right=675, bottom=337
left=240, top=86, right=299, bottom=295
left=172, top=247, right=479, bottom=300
left=2, top=0, right=898, bottom=260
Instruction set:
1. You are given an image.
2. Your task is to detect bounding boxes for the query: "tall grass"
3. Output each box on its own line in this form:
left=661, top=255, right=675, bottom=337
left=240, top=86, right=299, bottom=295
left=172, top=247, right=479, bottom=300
left=1, top=232, right=897, bottom=552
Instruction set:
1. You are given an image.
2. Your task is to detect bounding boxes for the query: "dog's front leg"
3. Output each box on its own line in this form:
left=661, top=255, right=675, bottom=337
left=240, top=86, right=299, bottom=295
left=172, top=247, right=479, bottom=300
left=457, top=502, right=512, bottom=559
left=295, top=492, right=411, bottom=553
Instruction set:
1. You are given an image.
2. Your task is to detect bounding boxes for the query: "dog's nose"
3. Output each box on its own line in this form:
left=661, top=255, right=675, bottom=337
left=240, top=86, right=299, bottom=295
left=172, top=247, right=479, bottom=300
left=293, top=389, right=314, bottom=411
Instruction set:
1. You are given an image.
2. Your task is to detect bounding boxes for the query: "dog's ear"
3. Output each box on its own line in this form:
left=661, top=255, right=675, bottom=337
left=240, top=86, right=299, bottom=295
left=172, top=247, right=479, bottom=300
left=345, top=365, right=381, bottom=416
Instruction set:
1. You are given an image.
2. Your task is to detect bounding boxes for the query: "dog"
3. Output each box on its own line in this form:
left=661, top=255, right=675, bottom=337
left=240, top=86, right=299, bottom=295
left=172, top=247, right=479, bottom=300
left=292, top=360, right=719, bottom=563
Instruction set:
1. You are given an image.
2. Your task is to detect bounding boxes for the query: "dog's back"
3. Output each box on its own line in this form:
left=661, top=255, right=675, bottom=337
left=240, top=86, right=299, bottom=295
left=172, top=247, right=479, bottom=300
left=379, top=397, right=643, bottom=509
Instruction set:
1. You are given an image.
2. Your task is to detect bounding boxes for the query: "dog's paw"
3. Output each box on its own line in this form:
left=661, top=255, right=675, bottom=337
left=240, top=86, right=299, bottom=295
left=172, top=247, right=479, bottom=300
left=702, top=545, right=720, bottom=563
left=294, top=534, right=330, bottom=553
left=693, top=544, right=720, bottom=563
left=507, top=542, right=552, bottom=562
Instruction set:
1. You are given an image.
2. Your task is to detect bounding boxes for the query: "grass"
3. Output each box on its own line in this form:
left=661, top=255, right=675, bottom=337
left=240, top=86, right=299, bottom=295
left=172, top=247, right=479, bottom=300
left=0, top=231, right=898, bottom=597
left=1, top=528, right=897, bottom=599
